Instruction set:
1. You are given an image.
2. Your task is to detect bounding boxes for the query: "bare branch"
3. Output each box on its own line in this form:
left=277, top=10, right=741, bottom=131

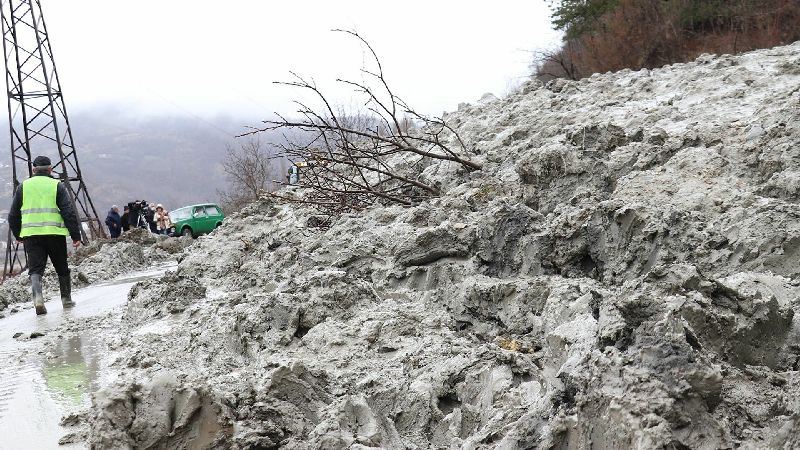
left=247, top=31, right=480, bottom=219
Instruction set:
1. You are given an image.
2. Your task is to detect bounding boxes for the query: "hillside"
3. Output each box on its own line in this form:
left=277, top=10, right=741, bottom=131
left=539, top=0, right=800, bottom=81
left=0, top=112, right=289, bottom=252
left=74, top=42, right=800, bottom=448
left=0, top=113, right=241, bottom=209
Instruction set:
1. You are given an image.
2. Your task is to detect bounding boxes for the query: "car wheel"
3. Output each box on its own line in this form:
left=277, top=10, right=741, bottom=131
left=182, top=227, right=194, bottom=238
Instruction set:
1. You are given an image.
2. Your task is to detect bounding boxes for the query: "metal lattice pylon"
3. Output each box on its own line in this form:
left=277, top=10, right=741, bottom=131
left=1, top=0, right=105, bottom=280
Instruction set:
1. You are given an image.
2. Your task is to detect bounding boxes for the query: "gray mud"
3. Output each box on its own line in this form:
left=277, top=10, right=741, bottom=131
left=84, top=43, right=800, bottom=449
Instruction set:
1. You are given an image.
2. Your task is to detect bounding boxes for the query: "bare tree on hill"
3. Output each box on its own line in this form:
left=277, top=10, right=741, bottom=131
left=217, top=139, right=282, bottom=212
left=244, top=30, right=480, bottom=222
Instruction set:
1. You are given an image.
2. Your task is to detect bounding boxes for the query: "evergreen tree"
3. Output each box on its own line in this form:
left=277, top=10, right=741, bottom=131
left=548, top=0, right=620, bottom=38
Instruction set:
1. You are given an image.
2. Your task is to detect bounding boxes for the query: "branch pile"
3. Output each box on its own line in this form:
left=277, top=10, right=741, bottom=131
left=248, top=30, right=480, bottom=218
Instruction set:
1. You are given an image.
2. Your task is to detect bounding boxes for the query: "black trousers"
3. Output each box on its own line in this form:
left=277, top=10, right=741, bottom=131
left=23, top=235, right=70, bottom=277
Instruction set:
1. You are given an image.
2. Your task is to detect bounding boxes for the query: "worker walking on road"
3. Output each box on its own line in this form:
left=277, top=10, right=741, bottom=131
left=7, top=156, right=82, bottom=315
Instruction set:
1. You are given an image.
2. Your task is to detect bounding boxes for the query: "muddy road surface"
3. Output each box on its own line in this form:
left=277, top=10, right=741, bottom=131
left=0, top=263, right=175, bottom=450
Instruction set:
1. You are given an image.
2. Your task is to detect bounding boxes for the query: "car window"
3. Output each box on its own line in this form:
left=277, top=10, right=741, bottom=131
left=171, top=208, right=191, bottom=221
left=193, top=207, right=207, bottom=217
left=205, top=206, right=220, bottom=216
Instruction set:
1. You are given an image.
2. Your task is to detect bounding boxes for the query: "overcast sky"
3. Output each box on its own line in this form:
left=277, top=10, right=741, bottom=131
left=40, top=1, right=561, bottom=120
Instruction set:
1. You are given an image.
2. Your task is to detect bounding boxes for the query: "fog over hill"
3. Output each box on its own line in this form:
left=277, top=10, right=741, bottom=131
left=0, top=109, right=286, bottom=238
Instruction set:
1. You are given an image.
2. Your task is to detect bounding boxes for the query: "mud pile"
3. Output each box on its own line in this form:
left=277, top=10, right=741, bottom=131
left=87, top=42, right=800, bottom=449
left=0, top=229, right=190, bottom=312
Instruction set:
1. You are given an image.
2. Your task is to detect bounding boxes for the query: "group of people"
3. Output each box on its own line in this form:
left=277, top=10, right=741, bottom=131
left=7, top=156, right=180, bottom=315
left=104, top=200, right=173, bottom=238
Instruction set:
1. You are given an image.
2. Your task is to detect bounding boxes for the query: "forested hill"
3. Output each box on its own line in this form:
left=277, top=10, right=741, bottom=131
left=538, top=0, right=800, bottom=80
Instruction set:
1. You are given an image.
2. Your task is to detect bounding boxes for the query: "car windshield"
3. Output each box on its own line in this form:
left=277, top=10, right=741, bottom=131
left=171, top=208, right=191, bottom=221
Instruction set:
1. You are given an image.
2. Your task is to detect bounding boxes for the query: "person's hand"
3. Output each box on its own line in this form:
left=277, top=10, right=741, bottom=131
left=72, top=240, right=81, bottom=249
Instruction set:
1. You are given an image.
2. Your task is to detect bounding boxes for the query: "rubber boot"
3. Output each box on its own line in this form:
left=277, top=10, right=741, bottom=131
left=30, top=274, right=47, bottom=315
left=59, top=275, right=75, bottom=308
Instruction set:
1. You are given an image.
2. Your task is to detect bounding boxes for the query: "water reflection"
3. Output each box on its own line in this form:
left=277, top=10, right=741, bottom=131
left=42, top=335, right=101, bottom=407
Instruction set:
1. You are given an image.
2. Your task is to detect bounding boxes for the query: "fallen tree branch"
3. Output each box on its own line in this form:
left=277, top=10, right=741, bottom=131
left=245, top=30, right=480, bottom=219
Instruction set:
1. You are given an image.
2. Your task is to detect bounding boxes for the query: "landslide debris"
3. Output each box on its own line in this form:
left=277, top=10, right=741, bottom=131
left=87, top=43, right=800, bottom=449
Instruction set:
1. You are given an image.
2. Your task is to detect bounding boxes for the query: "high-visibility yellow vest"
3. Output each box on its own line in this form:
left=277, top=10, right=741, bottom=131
left=19, top=176, right=69, bottom=238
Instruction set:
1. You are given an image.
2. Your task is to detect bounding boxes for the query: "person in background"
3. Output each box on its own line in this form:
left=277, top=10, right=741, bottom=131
left=145, top=202, right=157, bottom=233
left=120, top=205, right=130, bottom=233
left=128, top=200, right=142, bottom=229
left=6, top=155, right=81, bottom=315
left=105, top=205, right=122, bottom=239
left=154, top=204, right=172, bottom=235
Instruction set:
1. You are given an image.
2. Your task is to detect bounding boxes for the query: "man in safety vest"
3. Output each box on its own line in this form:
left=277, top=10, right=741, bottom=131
left=7, top=156, right=82, bottom=315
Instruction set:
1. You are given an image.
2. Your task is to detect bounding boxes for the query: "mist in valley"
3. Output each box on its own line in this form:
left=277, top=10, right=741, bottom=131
left=0, top=109, right=290, bottom=245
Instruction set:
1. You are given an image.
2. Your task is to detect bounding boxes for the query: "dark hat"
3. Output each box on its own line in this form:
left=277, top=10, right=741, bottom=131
left=32, top=156, right=51, bottom=167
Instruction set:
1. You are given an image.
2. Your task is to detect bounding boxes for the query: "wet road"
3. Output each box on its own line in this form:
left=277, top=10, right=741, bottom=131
left=0, top=263, right=175, bottom=450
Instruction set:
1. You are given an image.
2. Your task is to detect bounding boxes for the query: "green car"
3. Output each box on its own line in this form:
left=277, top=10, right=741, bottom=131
left=170, top=203, right=225, bottom=238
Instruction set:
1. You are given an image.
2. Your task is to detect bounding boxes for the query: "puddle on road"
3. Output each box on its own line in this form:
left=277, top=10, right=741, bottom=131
left=0, top=336, right=99, bottom=450
left=42, top=335, right=102, bottom=406
left=0, top=262, right=176, bottom=450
